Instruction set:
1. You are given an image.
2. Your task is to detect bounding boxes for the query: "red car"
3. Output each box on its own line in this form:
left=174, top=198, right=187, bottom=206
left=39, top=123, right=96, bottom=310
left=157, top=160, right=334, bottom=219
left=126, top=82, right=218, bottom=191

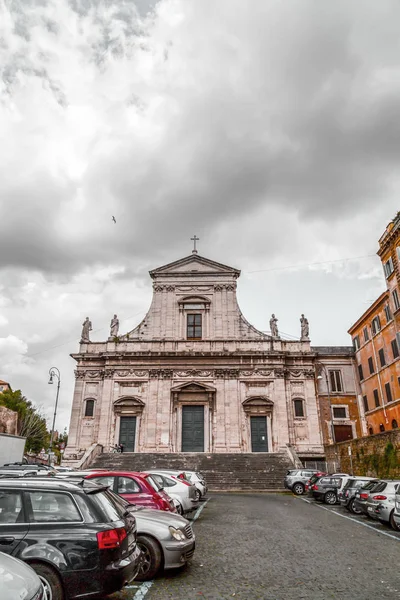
left=305, top=471, right=327, bottom=493
left=85, top=471, right=176, bottom=512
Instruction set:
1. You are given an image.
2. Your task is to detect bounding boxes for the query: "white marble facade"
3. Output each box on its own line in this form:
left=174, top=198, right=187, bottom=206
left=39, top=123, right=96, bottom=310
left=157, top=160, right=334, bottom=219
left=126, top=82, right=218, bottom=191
left=65, top=253, right=325, bottom=459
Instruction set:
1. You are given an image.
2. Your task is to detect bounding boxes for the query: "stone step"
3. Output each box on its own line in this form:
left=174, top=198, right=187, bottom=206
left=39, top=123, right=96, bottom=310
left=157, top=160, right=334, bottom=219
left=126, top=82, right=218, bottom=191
left=90, top=452, right=293, bottom=491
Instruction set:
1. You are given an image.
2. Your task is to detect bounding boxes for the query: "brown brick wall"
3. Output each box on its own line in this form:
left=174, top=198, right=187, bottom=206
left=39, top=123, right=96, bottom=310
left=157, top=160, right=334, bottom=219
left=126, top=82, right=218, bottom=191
left=325, top=430, right=400, bottom=478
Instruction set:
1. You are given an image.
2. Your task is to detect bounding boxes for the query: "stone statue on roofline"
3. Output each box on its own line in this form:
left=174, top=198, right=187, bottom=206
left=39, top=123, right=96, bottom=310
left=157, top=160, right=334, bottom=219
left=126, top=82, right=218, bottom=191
left=110, top=314, right=119, bottom=337
left=81, top=317, right=92, bottom=343
left=300, top=314, right=310, bottom=341
left=270, top=314, right=279, bottom=338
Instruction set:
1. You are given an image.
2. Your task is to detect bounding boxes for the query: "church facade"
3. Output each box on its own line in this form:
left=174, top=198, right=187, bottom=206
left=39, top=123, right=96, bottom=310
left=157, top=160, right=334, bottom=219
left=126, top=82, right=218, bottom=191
left=65, top=252, right=357, bottom=461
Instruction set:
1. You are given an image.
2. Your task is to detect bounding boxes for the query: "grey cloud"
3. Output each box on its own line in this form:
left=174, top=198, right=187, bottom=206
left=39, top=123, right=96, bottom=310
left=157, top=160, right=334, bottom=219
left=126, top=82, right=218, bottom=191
left=1, top=0, right=399, bottom=279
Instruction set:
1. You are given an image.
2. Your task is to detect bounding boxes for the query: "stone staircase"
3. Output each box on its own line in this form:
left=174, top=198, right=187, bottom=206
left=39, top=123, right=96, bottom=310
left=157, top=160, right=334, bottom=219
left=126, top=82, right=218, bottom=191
left=91, top=452, right=293, bottom=491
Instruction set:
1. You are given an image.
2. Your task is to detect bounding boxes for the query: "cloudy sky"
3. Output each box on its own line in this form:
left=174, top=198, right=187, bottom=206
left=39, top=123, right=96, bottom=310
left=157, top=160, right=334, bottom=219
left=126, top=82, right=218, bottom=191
left=0, top=0, right=398, bottom=433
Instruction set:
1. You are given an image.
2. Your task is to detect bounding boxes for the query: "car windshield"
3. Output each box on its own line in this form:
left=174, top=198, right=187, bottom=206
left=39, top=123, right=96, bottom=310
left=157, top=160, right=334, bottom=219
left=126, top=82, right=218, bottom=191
left=309, top=474, right=320, bottom=484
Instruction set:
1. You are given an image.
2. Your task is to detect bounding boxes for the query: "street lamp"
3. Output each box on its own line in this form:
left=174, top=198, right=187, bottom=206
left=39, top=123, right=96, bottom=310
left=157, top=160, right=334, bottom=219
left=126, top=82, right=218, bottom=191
left=315, top=362, right=336, bottom=445
left=48, top=367, right=61, bottom=466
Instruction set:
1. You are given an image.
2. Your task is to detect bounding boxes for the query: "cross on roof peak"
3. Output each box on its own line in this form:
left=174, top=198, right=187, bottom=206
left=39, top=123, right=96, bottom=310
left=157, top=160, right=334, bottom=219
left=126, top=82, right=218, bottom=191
left=191, top=234, right=199, bottom=254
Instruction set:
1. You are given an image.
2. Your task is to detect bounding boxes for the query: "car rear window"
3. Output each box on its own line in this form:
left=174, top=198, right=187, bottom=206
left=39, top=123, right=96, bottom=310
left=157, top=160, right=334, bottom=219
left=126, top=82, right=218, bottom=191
left=90, top=489, right=126, bottom=522
left=287, top=470, right=299, bottom=476
left=146, top=475, right=162, bottom=491
left=344, top=479, right=369, bottom=490
left=361, top=480, right=379, bottom=490
left=372, top=482, right=387, bottom=493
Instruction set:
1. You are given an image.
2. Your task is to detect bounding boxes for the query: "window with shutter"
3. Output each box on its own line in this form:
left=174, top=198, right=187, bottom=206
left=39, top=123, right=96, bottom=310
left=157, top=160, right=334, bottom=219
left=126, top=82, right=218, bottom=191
left=362, top=395, right=369, bottom=412
left=373, top=389, right=380, bottom=407
left=358, top=364, right=364, bottom=381
left=363, top=327, right=369, bottom=342
left=378, top=348, right=386, bottom=367
left=391, top=339, right=399, bottom=360
left=393, top=289, right=400, bottom=311
left=329, top=370, right=343, bottom=392
left=385, top=383, right=393, bottom=403
left=368, top=356, right=374, bottom=375
left=371, top=316, right=381, bottom=335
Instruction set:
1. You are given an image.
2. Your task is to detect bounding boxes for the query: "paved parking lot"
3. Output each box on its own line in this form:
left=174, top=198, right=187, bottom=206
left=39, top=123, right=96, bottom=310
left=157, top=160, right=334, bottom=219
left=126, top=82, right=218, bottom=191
left=111, top=493, right=400, bottom=600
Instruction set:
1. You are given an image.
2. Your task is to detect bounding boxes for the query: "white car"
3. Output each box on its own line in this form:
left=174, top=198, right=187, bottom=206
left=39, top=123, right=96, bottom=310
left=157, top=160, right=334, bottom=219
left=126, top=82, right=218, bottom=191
left=151, top=469, right=207, bottom=501
left=183, top=471, right=207, bottom=499
left=148, top=471, right=199, bottom=515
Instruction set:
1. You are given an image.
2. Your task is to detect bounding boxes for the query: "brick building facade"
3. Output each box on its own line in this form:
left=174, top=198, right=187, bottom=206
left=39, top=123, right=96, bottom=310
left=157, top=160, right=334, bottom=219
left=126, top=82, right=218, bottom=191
left=349, top=213, right=400, bottom=434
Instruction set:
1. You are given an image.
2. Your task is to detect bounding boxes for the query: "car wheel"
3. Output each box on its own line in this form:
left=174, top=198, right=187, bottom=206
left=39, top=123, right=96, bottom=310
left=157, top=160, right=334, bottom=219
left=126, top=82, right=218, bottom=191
left=389, top=510, right=400, bottom=531
left=292, top=483, right=305, bottom=496
left=136, top=535, right=163, bottom=581
left=30, top=562, right=64, bottom=600
left=176, top=502, right=184, bottom=515
left=324, top=491, right=337, bottom=505
left=194, top=489, right=201, bottom=502
left=348, top=499, right=362, bottom=515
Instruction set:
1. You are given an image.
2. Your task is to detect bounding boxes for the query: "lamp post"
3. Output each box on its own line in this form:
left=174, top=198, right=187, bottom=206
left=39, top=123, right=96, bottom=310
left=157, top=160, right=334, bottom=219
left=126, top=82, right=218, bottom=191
left=48, top=367, right=61, bottom=466
left=315, top=362, right=335, bottom=445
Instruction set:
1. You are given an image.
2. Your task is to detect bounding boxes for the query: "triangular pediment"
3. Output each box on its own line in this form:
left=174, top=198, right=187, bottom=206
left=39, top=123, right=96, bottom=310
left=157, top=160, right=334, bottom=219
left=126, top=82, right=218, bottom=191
left=150, top=254, right=240, bottom=279
left=170, top=381, right=216, bottom=393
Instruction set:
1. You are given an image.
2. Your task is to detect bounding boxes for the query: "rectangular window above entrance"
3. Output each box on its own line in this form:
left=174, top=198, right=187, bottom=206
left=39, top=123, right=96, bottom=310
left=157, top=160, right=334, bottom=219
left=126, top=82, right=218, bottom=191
left=329, top=370, right=343, bottom=392
left=187, top=314, right=202, bottom=339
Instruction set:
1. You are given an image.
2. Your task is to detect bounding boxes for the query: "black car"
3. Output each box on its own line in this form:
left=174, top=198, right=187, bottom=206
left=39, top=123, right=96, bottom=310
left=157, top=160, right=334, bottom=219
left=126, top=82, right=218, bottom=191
left=353, top=480, right=384, bottom=515
left=0, top=478, right=142, bottom=599
left=339, top=478, right=377, bottom=514
left=310, top=476, right=342, bottom=504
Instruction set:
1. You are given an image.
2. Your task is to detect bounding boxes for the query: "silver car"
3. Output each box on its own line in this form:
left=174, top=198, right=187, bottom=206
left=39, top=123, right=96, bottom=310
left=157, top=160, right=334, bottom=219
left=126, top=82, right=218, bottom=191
left=149, top=471, right=199, bottom=515
left=284, top=469, right=320, bottom=495
left=0, top=552, right=44, bottom=600
left=109, top=490, right=196, bottom=580
left=365, top=480, right=400, bottom=530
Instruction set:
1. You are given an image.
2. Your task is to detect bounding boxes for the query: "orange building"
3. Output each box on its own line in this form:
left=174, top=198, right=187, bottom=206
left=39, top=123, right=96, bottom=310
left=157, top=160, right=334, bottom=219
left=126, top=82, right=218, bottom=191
left=348, top=213, right=400, bottom=435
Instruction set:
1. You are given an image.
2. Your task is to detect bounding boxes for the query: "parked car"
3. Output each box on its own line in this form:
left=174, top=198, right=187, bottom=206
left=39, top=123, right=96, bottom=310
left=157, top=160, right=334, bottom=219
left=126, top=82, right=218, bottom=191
left=284, top=469, right=320, bottom=495
left=353, top=480, right=384, bottom=515
left=0, top=477, right=142, bottom=599
left=180, top=471, right=207, bottom=500
left=339, top=477, right=377, bottom=513
left=0, top=464, right=55, bottom=478
left=393, top=486, right=400, bottom=530
left=364, top=480, right=400, bottom=530
left=0, top=551, right=44, bottom=600
left=148, top=471, right=199, bottom=515
left=153, top=470, right=207, bottom=500
left=305, top=472, right=327, bottom=495
left=83, top=471, right=176, bottom=512
left=310, top=476, right=343, bottom=504
left=107, top=488, right=196, bottom=581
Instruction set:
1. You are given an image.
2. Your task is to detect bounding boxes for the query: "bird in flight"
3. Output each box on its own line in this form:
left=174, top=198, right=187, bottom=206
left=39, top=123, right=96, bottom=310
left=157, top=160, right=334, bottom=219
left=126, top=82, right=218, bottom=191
left=112, top=216, right=116, bottom=224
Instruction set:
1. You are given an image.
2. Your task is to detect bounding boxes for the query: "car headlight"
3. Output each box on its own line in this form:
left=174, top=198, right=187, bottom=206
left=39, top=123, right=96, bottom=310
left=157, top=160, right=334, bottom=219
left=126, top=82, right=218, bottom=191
left=169, top=526, right=186, bottom=541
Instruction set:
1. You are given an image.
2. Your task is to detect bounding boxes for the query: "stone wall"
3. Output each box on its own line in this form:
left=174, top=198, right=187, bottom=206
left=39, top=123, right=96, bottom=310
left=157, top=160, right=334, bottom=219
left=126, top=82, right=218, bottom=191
left=0, top=406, right=18, bottom=435
left=325, top=430, right=400, bottom=478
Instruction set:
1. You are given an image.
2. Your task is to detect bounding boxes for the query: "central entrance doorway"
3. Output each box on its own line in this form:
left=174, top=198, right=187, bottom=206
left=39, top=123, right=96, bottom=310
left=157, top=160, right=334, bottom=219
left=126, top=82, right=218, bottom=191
left=119, top=416, right=136, bottom=452
left=250, top=416, right=268, bottom=452
left=182, top=405, right=204, bottom=452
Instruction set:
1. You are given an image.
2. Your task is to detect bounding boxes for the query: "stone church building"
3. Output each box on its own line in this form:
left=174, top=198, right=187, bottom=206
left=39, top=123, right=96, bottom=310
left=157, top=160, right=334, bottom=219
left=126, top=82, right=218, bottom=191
left=65, top=252, right=361, bottom=463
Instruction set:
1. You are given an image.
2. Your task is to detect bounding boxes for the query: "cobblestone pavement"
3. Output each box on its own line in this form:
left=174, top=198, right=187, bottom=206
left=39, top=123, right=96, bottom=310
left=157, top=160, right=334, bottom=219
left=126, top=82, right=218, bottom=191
left=111, top=493, right=400, bottom=600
